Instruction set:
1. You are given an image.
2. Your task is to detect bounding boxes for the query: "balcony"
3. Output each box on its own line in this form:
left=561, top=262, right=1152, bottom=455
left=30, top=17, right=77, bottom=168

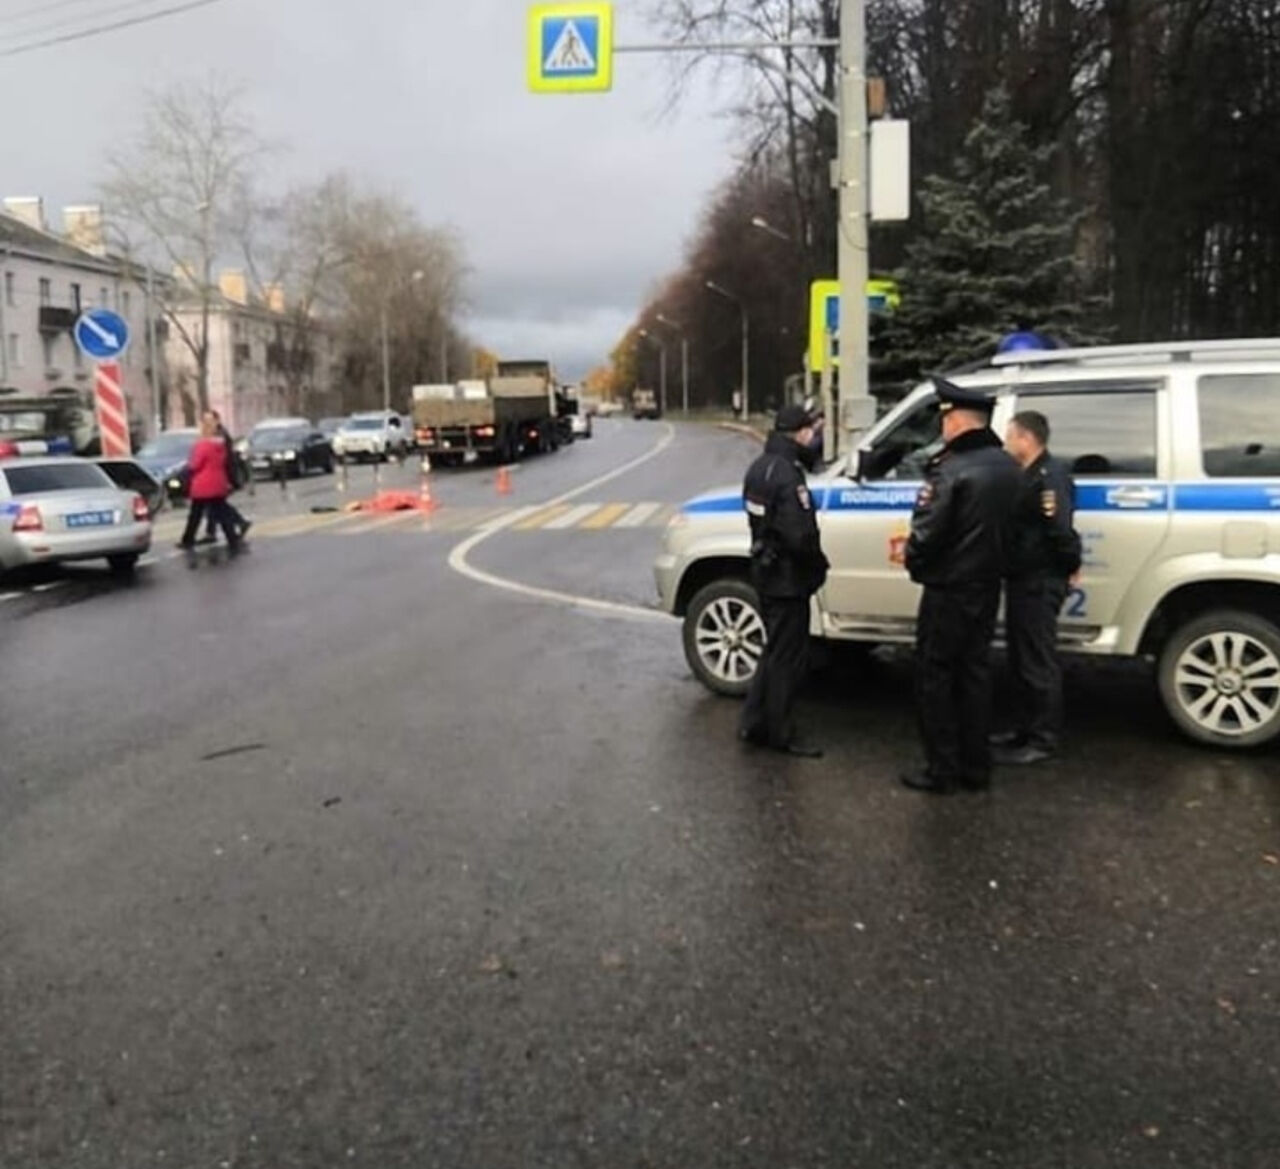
left=39, top=306, right=78, bottom=333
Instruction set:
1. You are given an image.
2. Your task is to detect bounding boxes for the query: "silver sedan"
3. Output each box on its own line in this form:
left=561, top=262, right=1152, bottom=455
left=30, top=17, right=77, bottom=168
left=0, top=456, right=153, bottom=576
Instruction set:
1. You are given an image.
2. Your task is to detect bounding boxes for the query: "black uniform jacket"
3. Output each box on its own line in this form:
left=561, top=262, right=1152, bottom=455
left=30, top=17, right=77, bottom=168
left=743, top=433, right=829, bottom=598
left=905, top=427, right=1021, bottom=587
left=1006, top=451, right=1083, bottom=580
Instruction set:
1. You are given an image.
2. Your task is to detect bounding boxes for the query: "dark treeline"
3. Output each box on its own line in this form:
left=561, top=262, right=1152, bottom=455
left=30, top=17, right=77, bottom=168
left=611, top=0, right=1280, bottom=407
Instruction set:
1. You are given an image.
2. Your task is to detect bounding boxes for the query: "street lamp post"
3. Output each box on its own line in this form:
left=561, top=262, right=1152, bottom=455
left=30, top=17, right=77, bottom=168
left=638, top=328, right=668, bottom=416
left=655, top=314, right=689, bottom=415
left=381, top=269, right=425, bottom=413
left=706, top=280, right=749, bottom=422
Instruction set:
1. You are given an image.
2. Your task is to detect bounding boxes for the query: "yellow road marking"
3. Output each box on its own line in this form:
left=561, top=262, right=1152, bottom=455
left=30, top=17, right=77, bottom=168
left=514, top=504, right=572, bottom=530
left=580, top=502, right=630, bottom=529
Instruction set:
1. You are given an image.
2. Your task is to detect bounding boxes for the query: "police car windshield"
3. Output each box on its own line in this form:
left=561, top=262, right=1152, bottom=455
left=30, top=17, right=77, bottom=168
left=5, top=463, right=113, bottom=495
left=346, top=418, right=385, bottom=431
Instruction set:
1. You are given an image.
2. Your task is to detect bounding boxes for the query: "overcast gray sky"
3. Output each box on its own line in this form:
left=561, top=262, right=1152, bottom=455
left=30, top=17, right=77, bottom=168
left=0, top=0, right=738, bottom=378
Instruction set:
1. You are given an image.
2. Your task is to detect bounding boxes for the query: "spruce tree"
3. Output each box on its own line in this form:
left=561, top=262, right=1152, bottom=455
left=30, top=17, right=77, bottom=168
left=876, top=87, right=1097, bottom=385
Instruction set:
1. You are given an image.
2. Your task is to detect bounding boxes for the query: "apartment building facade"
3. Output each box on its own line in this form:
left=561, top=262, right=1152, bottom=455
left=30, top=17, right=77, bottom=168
left=0, top=198, right=163, bottom=430
left=164, top=270, right=342, bottom=436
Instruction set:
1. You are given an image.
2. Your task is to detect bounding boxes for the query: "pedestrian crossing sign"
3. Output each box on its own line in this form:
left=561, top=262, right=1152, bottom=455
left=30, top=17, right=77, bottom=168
left=528, top=3, right=613, bottom=93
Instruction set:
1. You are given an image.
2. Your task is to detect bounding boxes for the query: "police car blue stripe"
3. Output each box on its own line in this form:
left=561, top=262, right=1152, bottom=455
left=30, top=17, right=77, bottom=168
left=683, top=481, right=1280, bottom=515
left=683, top=496, right=744, bottom=514
left=1174, top=483, right=1280, bottom=512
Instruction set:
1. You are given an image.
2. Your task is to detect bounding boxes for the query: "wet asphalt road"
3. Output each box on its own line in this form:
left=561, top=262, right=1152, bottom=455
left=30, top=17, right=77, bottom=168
left=2, top=420, right=1278, bottom=1168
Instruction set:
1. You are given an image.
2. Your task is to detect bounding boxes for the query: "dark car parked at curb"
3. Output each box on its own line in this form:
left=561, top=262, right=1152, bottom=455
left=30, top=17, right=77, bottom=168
left=248, top=425, right=334, bottom=479
left=135, top=429, right=201, bottom=503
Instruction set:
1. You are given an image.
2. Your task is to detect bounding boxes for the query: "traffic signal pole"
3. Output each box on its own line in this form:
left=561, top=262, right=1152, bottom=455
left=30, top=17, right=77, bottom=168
left=837, top=0, right=875, bottom=451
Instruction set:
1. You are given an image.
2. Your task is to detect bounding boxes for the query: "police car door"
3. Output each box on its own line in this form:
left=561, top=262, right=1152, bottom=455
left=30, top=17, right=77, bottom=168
left=1010, top=380, right=1171, bottom=645
left=817, top=388, right=1010, bottom=633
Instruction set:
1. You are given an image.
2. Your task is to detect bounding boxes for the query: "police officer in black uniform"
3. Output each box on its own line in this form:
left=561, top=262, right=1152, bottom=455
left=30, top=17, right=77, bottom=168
left=992, top=410, right=1082, bottom=764
left=739, top=404, right=829, bottom=759
left=902, top=378, right=1022, bottom=794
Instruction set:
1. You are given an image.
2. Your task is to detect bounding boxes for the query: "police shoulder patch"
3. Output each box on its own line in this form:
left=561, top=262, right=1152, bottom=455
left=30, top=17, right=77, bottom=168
left=796, top=486, right=812, bottom=511
left=1041, top=489, right=1058, bottom=518
left=916, top=482, right=935, bottom=508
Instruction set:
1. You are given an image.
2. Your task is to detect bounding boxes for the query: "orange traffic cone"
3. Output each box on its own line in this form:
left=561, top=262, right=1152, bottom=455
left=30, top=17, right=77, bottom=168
left=496, top=465, right=512, bottom=496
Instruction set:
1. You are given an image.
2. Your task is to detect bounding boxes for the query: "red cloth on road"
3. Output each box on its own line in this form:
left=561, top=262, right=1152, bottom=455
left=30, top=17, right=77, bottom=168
left=187, top=437, right=232, bottom=501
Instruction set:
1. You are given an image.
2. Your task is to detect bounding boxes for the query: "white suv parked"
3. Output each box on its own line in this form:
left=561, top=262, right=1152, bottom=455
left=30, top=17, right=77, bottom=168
left=333, top=412, right=411, bottom=462
left=656, top=339, right=1280, bottom=749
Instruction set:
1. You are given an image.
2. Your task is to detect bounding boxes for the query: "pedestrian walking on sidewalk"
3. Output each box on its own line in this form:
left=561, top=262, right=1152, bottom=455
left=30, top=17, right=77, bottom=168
left=179, top=413, right=243, bottom=553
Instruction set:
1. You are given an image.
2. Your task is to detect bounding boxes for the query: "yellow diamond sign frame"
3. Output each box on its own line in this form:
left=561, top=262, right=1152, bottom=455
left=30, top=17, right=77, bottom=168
left=528, top=3, right=614, bottom=94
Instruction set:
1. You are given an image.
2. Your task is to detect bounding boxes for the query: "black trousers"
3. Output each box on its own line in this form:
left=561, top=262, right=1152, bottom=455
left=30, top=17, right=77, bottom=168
left=1005, top=575, right=1068, bottom=750
left=206, top=496, right=247, bottom=537
left=181, top=499, right=240, bottom=548
left=740, top=595, right=811, bottom=748
left=915, top=582, right=1001, bottom=782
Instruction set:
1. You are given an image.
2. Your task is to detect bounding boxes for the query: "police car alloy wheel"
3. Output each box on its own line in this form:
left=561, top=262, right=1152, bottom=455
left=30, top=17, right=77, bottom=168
left=683, top=580, right=765, bottom=697
left=1158, top=610, right=1280, bottom=748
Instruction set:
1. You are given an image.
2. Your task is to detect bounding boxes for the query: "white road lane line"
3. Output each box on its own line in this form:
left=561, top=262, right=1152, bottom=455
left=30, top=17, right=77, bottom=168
left=613, top=502, right=661, bottom=528
left=0, top=591, right=22, bottom=603
left=31, top=581, right=66, bottom=593
left=543, top=503, right=600, bottom=530
left=448, top=425, right=678, bottom=624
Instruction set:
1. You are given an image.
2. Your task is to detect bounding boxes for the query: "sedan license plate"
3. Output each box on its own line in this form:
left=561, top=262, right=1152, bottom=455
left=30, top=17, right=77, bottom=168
left=66, top=511, right=115, bottom=529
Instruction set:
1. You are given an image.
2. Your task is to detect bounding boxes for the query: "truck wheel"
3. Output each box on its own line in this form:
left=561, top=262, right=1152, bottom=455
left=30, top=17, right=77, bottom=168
left=683, top=579, right=766, bottom=697
left=1157, top=609, right=1280, bottom=748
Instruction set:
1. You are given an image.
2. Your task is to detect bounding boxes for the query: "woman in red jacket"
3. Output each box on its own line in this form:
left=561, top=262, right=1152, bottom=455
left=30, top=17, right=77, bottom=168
left=178, top=413, right=243, bottom=552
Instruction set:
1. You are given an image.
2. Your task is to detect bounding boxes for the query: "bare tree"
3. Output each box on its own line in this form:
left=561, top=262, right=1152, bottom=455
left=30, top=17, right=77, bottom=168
left=237, top=174, right=360, bottom=414
left=103, top=76, right=264, bottom=414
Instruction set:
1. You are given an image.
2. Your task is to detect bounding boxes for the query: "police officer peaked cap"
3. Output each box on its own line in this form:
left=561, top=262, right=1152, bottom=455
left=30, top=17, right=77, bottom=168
left=775, top=404, right=821, bottom=433
left=930, top=375, right=994, bottom=415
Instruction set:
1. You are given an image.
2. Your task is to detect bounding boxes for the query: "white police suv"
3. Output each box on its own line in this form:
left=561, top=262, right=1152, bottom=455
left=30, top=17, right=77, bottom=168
left=656, top=339, right=1280, bottom=749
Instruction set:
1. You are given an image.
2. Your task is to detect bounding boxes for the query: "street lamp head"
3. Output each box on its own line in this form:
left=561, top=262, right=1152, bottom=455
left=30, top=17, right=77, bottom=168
left=705, top=280, right=741, bottom=306
left=656, top=313, right=683, bottom=331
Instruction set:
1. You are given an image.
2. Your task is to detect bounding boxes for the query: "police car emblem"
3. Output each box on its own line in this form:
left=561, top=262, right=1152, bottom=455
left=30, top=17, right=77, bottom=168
left=1041, top=489, right=1058, bottom=518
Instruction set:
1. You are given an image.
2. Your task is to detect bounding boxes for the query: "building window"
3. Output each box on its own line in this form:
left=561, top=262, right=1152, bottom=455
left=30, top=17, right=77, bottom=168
left=39, top=277, right=51, bottom=307
left=4, top=272, right=13, bottom=307
left=70, top=283, right=81, bottom=312
left=8, top=334, right=21, bottom=369
left=42, top=334, right=55, bottom=369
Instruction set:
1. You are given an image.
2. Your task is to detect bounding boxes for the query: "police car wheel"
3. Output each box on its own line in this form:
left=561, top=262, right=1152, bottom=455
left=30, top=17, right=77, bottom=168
left=683, top=579, right=766, bottom=697
left=1158, top=610, right=1280, bottom=749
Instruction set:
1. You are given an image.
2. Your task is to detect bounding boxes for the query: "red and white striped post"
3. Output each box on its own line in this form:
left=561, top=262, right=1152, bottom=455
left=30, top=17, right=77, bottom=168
left=94, top=361, right=131, bottom=457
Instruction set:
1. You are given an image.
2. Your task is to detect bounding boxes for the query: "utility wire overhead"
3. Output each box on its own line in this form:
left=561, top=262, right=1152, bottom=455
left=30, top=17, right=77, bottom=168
left=0, top=0, right=202, bottom=44
left=0, top=0, right=104, bottom=30
left=0, top=0, right=225, bottom=59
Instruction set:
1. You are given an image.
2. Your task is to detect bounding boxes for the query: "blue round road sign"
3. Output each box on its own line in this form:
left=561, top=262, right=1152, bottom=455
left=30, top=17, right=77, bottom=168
left=74, top=308, right=130, bottom=360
